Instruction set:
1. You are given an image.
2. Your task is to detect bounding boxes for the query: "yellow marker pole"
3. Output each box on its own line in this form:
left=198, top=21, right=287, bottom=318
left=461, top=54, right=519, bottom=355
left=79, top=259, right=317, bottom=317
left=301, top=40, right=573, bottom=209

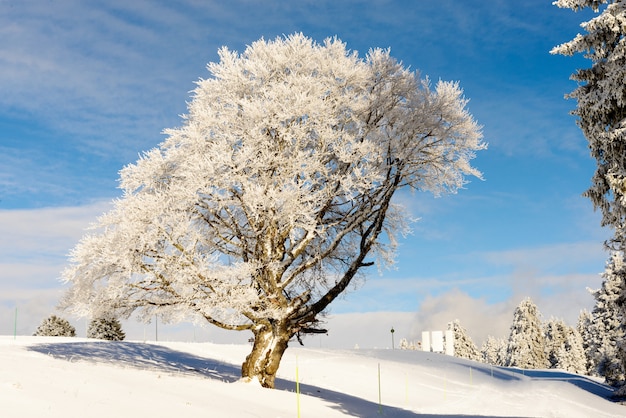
left=378, top=363, right=382, bottom=415
left=296, top=356, right=301, bottom=418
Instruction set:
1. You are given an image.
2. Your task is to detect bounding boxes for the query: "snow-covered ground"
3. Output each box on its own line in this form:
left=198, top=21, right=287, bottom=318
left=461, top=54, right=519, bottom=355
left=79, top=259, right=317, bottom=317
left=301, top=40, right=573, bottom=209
left=1, top=336, right=624, bottom=417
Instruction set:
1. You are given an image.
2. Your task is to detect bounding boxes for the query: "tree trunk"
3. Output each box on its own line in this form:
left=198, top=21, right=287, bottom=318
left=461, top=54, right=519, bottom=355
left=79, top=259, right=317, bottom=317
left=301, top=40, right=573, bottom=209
left=241, top=320, right=291, bottom=388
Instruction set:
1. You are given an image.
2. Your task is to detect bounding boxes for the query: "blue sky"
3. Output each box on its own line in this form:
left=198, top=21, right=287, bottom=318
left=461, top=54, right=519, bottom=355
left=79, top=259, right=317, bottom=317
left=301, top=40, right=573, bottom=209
left=0, top=1, right=608, bottom=347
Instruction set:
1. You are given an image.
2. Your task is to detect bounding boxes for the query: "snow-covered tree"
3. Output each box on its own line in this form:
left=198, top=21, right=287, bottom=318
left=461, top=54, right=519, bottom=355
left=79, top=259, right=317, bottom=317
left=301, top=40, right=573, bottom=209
left=448, top=319, right=481, bottom=361
left=552, top=0, right=626, bottom=391
left=481, top=336, right=507, bottom=366
left=588, top=252, right=626, bottom=386
left=505, top=298, right=548, bottom=369
left=577, top=309, right=596, bottom=375
left=59, top=34, right=484, bottom=388
left=544, top=318, right=569, bottom=369
left=399, top=338, right=409, bottom=350
left=544, top=318, right=586, bottom=373
left=33, top=315, right=76, bottom=337
left=556, top=326, right=587, bottom=374
left=551, top=1, right=626, bottom=252
left=87, top=316, right=126, bottom=341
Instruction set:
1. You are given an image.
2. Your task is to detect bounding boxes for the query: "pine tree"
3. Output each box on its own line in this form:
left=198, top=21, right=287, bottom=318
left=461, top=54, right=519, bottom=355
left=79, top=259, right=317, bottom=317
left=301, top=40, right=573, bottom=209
left=505, top=298, right=548, bottom=369
left=588, top=252, right=626, bottom=386
left=399, top=338, right=409, bottom=350
left=552, top=0, right=626, bottom=391
left=556, top=326, right=587, bottom=374
left=577, top=309, right=596, bottom=375
left=33, top=315, right=76, bottom=337
left=544, top=318, right=569, bottom=369
left=448, top=319, right=481, bottom=361
left=87, top=316, right=126, bottom=341
left=481, top=336, right=507, bottom=366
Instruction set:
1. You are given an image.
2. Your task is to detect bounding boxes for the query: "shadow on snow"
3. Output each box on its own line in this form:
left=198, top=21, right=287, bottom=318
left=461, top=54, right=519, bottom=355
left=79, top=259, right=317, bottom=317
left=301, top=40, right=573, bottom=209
left=26, top=341, right=589, bottom=417
left=435, top=355, right=615, bottom=401
left=439, top=356, right=616, bottom=401
left=28, top=341, right=241, bottom=382
left=504, top=367, right=616, bottom=400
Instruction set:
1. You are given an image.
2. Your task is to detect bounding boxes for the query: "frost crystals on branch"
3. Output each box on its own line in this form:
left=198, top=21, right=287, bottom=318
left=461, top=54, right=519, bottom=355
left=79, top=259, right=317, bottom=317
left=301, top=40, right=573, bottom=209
left=60, top=34, right=485, bottom=388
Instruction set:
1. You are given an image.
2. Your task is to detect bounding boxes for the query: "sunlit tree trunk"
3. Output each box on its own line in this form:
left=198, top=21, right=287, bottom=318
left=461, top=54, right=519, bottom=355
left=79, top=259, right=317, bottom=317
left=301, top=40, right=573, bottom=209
left=241, top=320, right=292, bottom=388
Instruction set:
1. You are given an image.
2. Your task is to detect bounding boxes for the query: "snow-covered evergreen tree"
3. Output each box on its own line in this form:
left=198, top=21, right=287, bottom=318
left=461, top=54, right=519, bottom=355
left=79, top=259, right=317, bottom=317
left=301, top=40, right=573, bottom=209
left=33, top=315, right=76, bottom=337
left=448, top=319, right=481, bottom=361
left=552, top=0, right=626, bottom=392
left=481, top=336, right=507, bottom=366
left=577, top=309, right=596, bottom=375
left=399, top=338, right=408, bottom=349
left=544, top=318, right=569, bottom=369
left=551, top=1, right=626, bottom=251
left=556, top=326, right=587, bottom=374
left=398, top=338, right=418, bottom=350
left=87, top=317, right=126, bottom=341
left=505, top=298, right=548, bottom=369
left=588, top=252, right=626, bottom=386
left=544, top=317, right=586, bottom=373
left=59, top=33, right=484, bottom=389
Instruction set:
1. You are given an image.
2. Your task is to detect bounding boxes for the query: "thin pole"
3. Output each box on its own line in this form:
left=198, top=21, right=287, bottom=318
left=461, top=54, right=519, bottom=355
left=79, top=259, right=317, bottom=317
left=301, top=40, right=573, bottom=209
left=378, top=363, right=382, bottom=415
left=296, top=356, right=301, bottom=418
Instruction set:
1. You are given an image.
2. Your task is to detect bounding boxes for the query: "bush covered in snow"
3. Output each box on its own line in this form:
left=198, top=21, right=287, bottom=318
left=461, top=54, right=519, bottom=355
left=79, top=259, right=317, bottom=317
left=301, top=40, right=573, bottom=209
left=481, top=336, right=507, bottom=366
left=87, top=317, right=125, bottom=341
left=33, top=315, right=76, bottom=337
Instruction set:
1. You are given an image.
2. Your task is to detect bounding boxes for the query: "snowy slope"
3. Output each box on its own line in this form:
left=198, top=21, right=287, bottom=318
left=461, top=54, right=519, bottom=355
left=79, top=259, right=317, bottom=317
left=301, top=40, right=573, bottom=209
left=1, top=336, right=624, bottom=417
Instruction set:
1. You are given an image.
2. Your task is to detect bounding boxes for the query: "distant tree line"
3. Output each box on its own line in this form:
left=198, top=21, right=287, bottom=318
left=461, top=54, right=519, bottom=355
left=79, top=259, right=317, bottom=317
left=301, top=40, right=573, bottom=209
left=399, top=281, right=625, bottom=393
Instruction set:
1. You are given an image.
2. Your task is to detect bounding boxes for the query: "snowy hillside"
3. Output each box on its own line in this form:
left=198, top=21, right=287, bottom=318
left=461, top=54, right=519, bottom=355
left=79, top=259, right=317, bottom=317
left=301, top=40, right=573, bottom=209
left=1, top=336, right=624, bottom=417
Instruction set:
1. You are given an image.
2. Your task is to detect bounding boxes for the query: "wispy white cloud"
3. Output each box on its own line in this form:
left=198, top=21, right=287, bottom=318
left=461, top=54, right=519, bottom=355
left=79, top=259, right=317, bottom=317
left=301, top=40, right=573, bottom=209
left=408, top=289, right=515, bottom=345
left=0, top=202, right=111, bottom=333
left=0, top=202, right=111, bottom=261
left=480, top=241, right=605, bottom=273
left=0, top=1, right=206, bottom=159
